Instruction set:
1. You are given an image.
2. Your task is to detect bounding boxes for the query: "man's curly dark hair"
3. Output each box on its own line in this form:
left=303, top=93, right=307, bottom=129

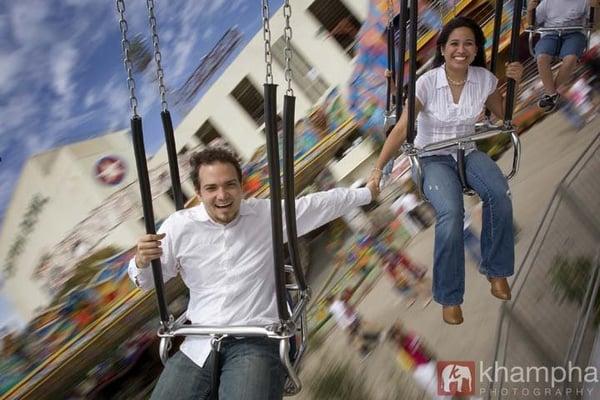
left=189, top=147, right=242, bottom=192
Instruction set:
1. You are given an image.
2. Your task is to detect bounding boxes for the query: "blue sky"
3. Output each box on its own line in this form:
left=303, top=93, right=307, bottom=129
left=0, top=0, right=284, bottom=231
left=0, top=294, right=23, bottom=332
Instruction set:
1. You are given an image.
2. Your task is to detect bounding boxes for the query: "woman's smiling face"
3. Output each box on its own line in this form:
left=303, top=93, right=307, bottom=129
left=442, top=26, right=477, bottom=71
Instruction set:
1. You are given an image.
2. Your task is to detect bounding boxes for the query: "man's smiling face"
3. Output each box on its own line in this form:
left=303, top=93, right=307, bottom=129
left=196, top=161, right=243, bottom=225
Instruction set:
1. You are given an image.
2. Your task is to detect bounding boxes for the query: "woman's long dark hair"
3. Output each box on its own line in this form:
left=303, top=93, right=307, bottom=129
left=432, top=16, right=487, bottom=69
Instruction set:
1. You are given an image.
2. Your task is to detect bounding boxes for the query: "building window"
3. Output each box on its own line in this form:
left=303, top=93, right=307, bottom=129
left=334, top=128, right=361, bottom=160
left=167, top=186, right=189, bottom=206
left=178, top=145, right=189, bottom=155
left=271, top=37, right=329, bottom=103
left=261, top=113, right=285, bottom=135
left=308, top=0, right=361, bottom=56
left=194, top=119, right=223, bottom=146
left=194, top=120, right=239, bottom=157
left=230, top=76, right=265, bottom=126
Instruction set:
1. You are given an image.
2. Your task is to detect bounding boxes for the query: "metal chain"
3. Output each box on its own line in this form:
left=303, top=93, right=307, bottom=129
left=261, top=0, right=273, bottom=84
left=387, top=0, right=395, bottom=25
left=116, top=0, right=139, bottom=117
left=146, top=0, right=169, bottom=111
left=283, top=0, right=294, bottom=96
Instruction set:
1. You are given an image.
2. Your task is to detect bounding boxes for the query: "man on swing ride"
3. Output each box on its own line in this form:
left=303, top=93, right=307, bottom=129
left=129, top=147, right=379, bottom=400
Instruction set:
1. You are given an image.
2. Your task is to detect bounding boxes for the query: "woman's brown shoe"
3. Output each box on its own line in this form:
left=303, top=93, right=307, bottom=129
left=442, top=305, right=463, bottom=325
left=488, top=277, right=511, bottom=300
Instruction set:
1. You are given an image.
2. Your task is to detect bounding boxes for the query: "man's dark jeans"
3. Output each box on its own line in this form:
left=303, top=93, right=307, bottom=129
left=150, top=337, right=284, bottom=400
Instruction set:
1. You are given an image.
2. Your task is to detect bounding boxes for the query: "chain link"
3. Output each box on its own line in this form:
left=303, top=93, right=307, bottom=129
left=386, top=0, right=395, bottom=25
left=261, top=0, right=273, bottom=84
left=146, top=0, right=169, bottom=111
left=116, top=0, right=139, bottom=117
left=283, top=0, right=294, bottom=96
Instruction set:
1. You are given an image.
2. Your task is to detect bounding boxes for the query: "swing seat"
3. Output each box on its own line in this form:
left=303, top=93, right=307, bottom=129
left=475, top=119, right=503, bottom=135
left=156, top=265, right=310, bottom=396
left=403, top=125, right=521, bottom=202
left=525, top=3, right=595, bottom=59
left=525, top=24, right=593, bottom=58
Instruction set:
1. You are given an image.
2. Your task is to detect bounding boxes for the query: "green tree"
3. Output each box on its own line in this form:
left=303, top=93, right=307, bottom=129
left=129, top=34, right=152, bottom=74
left=548, top=254, right=600, bottom=324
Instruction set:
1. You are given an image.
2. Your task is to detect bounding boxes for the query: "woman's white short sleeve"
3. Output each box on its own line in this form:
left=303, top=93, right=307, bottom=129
left=415, top=70, right=434, bottom=106
left=485, top=70, right=499, bottom=98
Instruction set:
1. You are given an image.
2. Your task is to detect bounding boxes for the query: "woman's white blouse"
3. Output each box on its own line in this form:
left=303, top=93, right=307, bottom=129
left=414, top=65, right=498, bottom=157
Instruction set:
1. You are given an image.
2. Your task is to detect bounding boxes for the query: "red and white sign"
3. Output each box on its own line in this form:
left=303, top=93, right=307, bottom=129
left=437, top=361, right=476, bottom=396
left=94, top=155, right=127, bottom=186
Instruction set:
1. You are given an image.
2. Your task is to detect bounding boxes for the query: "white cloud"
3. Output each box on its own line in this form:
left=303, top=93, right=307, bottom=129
left=230, top=0, right=250, bottom=13
left=162, top=1, right=205, bottom=81
left=202, top=26, right=215, bottom=41
left=0, top=165, right=22, bottom=233
left=0, top=14, right=12, bottom=47
left=238, top=2, right=251, bottom=14
left=48, top=43, right=79, bottom=123
left=63, top=0, right=98, bottom=6
left=90, top=75, right=132, bottom=132
left=51, top=44, right=78, bottom=97
left=178, top=0, right=207, bottom=25
left=0, top=0, right=273, bottom=227
left=42, top=111, right=98, bottom=148
left=170, top=37, right=197, bottom=78
left=131, top=76, right=156, bottom=117
left=122, top=0, right=153, bottom=36
left=162, top=29, right=175, bottom=43
left=0, top=294, right=27, bottom=333
left=0, top=92, right=41, bottom=134
left=206, top=0, right=227, bottom=16
left=23, top=133, right=56, bottom=159
left=83, top=90, right=98, bottom=109
left=0, top=50, right=23, bottom=97
left=8, top=1, right=52, bottom=48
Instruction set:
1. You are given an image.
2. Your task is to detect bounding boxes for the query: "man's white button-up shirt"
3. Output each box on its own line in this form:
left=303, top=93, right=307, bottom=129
left=128, top=187, right=372, bottom=367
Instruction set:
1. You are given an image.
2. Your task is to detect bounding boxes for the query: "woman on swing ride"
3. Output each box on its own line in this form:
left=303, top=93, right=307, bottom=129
left=369, top=16, right=523, bottom=325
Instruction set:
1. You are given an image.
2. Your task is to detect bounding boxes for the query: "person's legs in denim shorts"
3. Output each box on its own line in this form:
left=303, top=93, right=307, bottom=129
left=555, top=32, right=587, bottom=90
left=535, top=33, right=560, bottom=58
left=535, top=34, right=562, bottom=111
left=535, top=32, right=588, bottom=112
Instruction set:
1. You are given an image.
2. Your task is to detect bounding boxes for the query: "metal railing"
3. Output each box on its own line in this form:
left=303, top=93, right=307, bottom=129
left=489, top=133, right=600, bottom=399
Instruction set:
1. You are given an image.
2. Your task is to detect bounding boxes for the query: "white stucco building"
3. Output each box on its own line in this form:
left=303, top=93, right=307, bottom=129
left=0, top=0, right=379, bottom=324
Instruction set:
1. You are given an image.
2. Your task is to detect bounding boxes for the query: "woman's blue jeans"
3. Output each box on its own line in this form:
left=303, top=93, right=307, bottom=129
left=150, top=338, right=284, bottom=400
left=417, top=151, right=514, bottom=306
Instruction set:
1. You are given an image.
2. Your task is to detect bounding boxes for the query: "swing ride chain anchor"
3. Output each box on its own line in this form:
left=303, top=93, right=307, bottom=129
left=277, top=320, right=297, bottom=339
left=386, top=0, right=395, bottom=28
left=146, top=0, right=169, bottom=112
left=401, top=142, right=418, bottom=157
left=261, top=0, right=274, bottom=85
left=283, top=0, right=294, bottom=96
left=116, top=0, right=140, bottom=118
left=156, top=314, right=176, bottom=337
